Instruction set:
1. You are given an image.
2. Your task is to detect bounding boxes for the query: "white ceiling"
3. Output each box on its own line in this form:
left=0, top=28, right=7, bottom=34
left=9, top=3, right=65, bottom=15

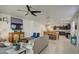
left=0, top=5, right=79, bottom=24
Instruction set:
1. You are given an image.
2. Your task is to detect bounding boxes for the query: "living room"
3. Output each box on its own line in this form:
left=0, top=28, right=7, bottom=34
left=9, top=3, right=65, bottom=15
left=0, top=5, right=79, bottom=54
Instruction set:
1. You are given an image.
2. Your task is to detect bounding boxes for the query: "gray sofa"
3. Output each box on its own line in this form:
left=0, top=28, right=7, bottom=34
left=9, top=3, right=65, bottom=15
left=33, top=36, right=49, bottom=54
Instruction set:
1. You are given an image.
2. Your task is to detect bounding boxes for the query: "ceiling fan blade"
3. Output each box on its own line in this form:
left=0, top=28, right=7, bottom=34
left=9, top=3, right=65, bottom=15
left=31, top=12, right=37, bottom=16
left=26, top=5, right=31, bottom=11
left=17, top=9, right=27, bottom=12
left=32, top=13, right=37, bottom=16
left=31, top=11, right=41, bottom=13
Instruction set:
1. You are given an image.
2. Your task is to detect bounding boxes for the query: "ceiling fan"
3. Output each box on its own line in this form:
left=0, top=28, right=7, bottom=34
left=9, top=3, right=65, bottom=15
left=17, top=5, right=41, bottom=16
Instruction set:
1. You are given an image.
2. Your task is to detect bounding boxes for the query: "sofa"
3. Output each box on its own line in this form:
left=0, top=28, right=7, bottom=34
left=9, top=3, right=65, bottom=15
left=32, top=36, right=49, bottom=54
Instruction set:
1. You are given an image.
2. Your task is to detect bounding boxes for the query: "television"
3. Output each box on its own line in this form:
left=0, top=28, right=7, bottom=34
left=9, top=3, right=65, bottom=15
left=11, top=17, right=23, bottom=30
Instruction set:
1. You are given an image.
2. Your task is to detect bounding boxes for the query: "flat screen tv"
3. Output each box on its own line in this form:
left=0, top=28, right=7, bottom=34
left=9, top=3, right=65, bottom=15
left=11, top=17, right=23, bottom=30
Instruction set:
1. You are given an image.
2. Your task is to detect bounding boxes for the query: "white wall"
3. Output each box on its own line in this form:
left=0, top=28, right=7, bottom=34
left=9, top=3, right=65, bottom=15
left=70, top=11, right=79, bottom=46
left=0, top=13, right=43, bottom=40
left=23, top=19, right=33, bottom=37
left=0, top=14, right=12, bottom=40
left=76, top=16, right=79, bottom=46
left=0, top=13, right=70, bottom=40
left=23, top=19, right=43, bottom=37
left=70, top=21, right=76, bottom=36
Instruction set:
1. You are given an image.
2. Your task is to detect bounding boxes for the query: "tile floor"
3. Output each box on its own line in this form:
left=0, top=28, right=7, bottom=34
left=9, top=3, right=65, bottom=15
left=41, top=36, right=79, bottom=54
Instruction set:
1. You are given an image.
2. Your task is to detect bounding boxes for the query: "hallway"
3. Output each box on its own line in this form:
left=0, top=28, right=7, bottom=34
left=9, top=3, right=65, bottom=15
left=41, top=36, right=79, bottom=54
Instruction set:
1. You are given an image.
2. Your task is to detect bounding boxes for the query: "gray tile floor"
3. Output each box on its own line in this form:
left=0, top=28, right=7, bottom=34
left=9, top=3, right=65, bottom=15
left=41, top=36, right=79, bottom=54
